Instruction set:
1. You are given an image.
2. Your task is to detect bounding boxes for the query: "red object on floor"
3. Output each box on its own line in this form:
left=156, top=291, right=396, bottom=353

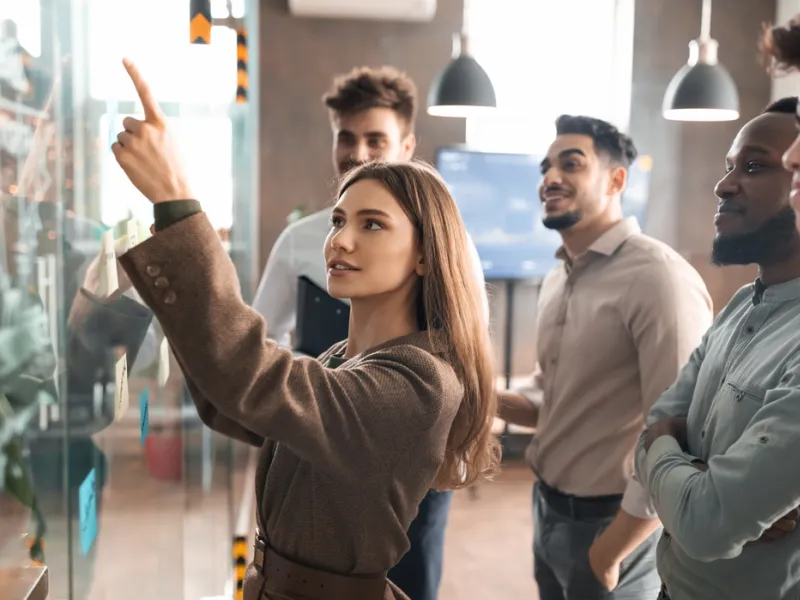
left=144, top=433, right=183, bottom=481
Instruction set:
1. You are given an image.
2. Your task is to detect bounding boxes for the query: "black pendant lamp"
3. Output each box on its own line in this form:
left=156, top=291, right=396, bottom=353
left=662, top=0, right=739, bottom=122
left=427, top=31, right=496, bottom=118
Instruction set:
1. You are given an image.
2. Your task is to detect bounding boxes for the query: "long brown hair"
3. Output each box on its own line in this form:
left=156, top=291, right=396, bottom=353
left=337, top=159, right=500, bottom=488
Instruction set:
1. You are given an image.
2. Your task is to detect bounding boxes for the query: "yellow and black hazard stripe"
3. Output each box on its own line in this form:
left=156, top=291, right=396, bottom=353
left=233, top=535, right=247, bottom=600
left=236, top=28, right=248, bottom=103
left=190, top=0, right=212, bottom=44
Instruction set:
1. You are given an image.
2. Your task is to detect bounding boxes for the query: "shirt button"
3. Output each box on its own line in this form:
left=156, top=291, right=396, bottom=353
left=163, top=290, right=177, bottom=305
left=154, top=276, right=169, bottom=289
left=735, top=392, right=743, bottom=401
left=745, top=325, right=754, bottom=334
left=145, top=264, right=161, bottom=277
left=701, top=430, right=706, bottom=438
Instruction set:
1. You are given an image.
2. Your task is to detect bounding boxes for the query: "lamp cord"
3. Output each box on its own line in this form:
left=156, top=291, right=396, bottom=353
left=700, top=0, right=712, bottom=40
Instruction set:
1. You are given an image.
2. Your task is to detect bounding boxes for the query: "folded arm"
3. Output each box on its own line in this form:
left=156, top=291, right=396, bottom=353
left=642, top=358, right=800, bottom=562
left=633, top=339, right=706, bottom=490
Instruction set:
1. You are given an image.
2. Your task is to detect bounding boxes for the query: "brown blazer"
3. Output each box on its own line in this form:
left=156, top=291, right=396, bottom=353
left=119, top=213, right=464, bottom=600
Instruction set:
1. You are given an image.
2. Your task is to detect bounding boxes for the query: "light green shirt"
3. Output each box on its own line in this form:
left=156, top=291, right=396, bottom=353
left=635, top=277, right=800, bottom=600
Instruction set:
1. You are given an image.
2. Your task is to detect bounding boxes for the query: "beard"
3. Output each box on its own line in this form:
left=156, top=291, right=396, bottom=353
left=543, top=210, right=583, bottom=231
left=711, top=206, right=799, bottom=266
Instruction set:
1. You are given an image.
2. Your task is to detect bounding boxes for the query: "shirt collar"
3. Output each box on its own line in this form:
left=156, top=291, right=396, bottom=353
left=555, top=217, right=641, bottom=262
left=753, top=275, right=800, bottom=304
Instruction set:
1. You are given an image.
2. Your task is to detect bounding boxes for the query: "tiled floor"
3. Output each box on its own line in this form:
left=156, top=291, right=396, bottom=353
left=441, top=460, right=538, bottom=600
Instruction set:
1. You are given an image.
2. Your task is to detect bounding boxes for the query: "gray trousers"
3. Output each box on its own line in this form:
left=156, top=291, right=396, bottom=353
left=533, top=482, right=662, bottom=600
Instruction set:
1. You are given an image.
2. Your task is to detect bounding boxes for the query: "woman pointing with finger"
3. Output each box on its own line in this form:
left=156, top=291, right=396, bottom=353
left=110, top=59, right=499, bottom=600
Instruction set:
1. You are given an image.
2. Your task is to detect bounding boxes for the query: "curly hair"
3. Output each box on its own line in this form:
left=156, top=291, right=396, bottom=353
left=759, top=17, right=800, bottom=75
left=554, top=115, right=638, bottom=167
left=322, top=66, right=417, bottom=134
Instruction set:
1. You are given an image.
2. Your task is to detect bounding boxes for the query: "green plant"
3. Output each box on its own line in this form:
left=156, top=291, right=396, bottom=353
left=0, top=285, right=58, bottom=563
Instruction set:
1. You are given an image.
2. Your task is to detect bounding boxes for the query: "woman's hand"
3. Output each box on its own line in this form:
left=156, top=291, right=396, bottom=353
left=111, top=59, right=194, bottom=204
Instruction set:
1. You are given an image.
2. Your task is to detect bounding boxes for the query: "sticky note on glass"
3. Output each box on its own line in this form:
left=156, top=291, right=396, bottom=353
left=114, top=354, right=129, bottom=422
left=126, top=218, right=139, bottom=250
left=79, top=468, right=98, bottom=556
left=139, top=387, right=149, bottom=444
left=137, top=220, right=152, bottom=243
left=157, top=337, right=170, bottom=387
left=100, top=229, right=119, bottom=296
left=107, top=99, right=118, bottom=149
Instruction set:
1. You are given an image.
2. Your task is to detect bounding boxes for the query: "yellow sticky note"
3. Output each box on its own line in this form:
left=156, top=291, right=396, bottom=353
left=114, top=354, right=129, bottom=422
left=100, top=229, right=119, bottom=296
left=157, top=337, right=170, bottom=387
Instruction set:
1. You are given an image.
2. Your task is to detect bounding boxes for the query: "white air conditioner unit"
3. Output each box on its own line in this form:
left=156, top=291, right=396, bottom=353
left=287, top=0, right=437, bottom=23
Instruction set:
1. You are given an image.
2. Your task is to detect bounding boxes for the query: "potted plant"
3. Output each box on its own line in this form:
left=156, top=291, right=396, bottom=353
left=0, top=285, right=58, bottom=564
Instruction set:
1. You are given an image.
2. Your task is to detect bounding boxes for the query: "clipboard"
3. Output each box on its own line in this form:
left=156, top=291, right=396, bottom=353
left=294, top=276, right=349, bottom=358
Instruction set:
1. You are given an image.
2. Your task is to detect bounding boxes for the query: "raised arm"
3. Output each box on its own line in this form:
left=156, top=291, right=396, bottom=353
left=120, top=211, right=459, bottom=479
left=110, top=59, right=462, bottom=479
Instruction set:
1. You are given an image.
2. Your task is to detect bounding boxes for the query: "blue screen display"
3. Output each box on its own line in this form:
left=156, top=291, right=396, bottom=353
left=436, top=148, right=652, bottom=280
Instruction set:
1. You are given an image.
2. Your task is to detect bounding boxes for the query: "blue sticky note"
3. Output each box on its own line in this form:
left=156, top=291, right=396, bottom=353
left=78, top=469, right=97, bottom=556
left=139, top=387, right=149, bottom=444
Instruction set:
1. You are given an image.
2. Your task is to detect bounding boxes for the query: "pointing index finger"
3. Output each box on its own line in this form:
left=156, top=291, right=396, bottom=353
left=122, top=58, right=163, bottom=123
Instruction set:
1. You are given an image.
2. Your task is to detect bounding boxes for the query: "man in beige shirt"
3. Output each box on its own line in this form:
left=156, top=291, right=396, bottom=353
left=499, top=115, right=713, bottom=599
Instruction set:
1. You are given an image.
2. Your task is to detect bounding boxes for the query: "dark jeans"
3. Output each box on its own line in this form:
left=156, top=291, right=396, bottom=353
left=389, top=489, right=454, bottom=600
left=533, top=482, right=661, bottom=600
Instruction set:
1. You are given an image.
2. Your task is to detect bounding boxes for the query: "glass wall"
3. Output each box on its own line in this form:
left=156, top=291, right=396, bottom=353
left=0, top=0, right=259, bottom=597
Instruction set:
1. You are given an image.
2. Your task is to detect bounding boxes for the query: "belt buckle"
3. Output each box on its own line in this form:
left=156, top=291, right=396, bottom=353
left=254, top=529, right=266, bottom=574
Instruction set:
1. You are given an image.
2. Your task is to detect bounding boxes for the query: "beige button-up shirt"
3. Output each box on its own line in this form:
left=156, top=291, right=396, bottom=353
left=521, top=217, right=713, bottom=518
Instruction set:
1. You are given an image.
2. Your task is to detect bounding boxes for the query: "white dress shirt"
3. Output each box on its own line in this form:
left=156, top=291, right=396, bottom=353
left=252, top=207, right=489, bottom=347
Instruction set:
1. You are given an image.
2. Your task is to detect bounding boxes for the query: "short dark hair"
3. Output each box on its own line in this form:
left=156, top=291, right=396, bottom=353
left=762, top=96, right=798, bottom=114
left=322, top=66, right=417, bottom=133
left=554, top=115, right=638, bottom=167
left=759, top=18, right=800, bottom=74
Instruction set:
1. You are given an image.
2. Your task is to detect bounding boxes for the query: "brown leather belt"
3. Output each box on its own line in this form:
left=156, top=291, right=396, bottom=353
left=253, top=528, right=388, bottom=600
